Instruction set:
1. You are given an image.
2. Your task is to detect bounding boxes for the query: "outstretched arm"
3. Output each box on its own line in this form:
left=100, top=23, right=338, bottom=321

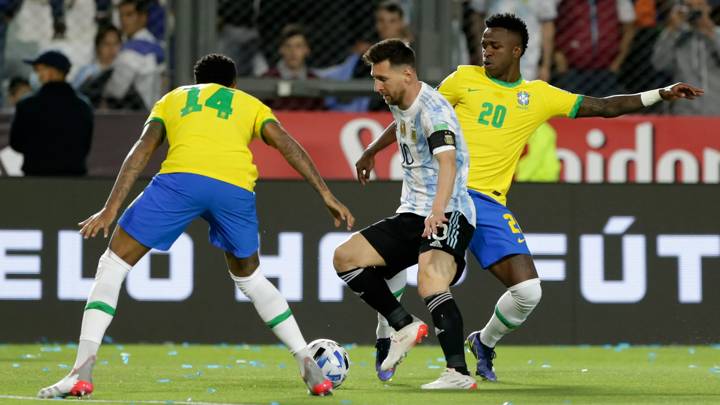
left=576, top=82, right=704, bottom=118
left=263, top=121, right=355, bottom=230
left=79, top=121, right=166, bottom=238
left=355, top=121, right=397, bottom=185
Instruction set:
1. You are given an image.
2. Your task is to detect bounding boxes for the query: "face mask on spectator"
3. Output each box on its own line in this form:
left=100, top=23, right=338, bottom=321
left=29, top=72, right=41, bottom=90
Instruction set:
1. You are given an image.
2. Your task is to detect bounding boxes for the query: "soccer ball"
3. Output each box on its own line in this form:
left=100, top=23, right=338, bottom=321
left=308, top=338, right=350, bottom=388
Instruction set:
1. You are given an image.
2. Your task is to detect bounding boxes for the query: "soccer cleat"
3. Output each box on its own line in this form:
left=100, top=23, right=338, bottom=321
left=420, top=368, right=478, bottom=390
left=300, top=356, right=333, bottom=396
left=375, top=338, right=395, bottom=381
left=380, top=318, right=428, bottom=372
left=37, top=373, right=94, bottom=398
left=466, top=330, right=497, bottom=381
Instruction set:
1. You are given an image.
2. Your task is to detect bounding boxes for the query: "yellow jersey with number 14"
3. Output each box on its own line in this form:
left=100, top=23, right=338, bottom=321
left=438, top=66, right=583, bottom=205
left=145, top=83, right=277, bottom=192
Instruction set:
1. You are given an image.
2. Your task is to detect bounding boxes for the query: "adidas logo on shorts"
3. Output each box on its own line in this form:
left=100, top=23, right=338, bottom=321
left=430, top=240, right=443, bottom=248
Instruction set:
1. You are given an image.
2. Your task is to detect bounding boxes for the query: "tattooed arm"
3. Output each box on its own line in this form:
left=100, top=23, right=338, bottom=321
left=79, top=121, right=165, bottom=238
left=576, top=82, right=704, bottom=118
left=262, top=121, right=355, bottom=230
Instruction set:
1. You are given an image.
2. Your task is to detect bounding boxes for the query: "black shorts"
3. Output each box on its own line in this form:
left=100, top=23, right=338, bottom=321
left=360, top=211, right=475, bottom=286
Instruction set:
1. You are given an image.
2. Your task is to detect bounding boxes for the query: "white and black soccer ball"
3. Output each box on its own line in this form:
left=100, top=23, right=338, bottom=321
left=308, top=338, right=350, bottom=389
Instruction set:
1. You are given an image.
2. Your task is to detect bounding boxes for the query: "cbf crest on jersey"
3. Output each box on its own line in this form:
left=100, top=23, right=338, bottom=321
left=517, top=91, right=530, bottom=109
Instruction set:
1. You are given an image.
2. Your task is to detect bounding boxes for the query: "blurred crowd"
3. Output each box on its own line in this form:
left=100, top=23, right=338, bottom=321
left=2, top=0, right=720, bottom=115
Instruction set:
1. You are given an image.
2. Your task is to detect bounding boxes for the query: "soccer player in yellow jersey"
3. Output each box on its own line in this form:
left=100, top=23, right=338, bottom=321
left=356, top=14, right=703, bottom=382
left=38, top=54, right=353, bottom=398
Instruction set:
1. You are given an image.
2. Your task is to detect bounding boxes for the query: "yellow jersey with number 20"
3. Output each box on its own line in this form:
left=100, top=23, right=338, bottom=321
left=438, top=66, right=583, bottom=205
left=145, top=83, right=277, bottom=192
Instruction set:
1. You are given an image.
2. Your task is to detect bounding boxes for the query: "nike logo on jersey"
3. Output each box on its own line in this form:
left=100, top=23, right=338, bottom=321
left=517, top=238, right=526, bottom=244
left=467, top=88, right=481, bottom=92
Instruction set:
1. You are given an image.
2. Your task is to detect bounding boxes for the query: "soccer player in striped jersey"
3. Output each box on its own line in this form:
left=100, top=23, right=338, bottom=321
left=358, top=14, right=702, bottom=382
left=37, top=54, right=353, bottom=398
left=334, top=39, right=477, bottom=390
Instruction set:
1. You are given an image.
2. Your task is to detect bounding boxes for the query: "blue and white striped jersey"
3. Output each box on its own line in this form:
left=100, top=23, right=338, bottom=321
left=389, top=82, right=476, bottom=225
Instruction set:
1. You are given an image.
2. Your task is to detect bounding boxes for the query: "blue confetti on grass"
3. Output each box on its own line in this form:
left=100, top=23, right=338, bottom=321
left=181, top=364, right=193, bottom=369
left=121, top=353, right=130, bottom=365
left=689, top=364, right=698, bottom=369
left=688, top=348, right=696, bottom=355
left=648, top=352, right=657, bottom=362
left=207, top=388, right=217, bottom=394
left=41, top=346, right=62, bottom=353
left=207, top=364, right=220, bottom=369
left=167, top=351, right=178, bottom=356
left=41, top=367, right=49, bottom=372
left=182, top=342, right=190, bottom=348
left=115, top=345, right=124, bottom=351
left=614, top=342, right=631, bottom=352
left=12, top=363, right=20, bottom=368
left=344, top=343, right=357, bottom=350
left=157, top=378, right=171, bottom=383
left=427, top=364, right=441, bottom=369
left=436, top=357, right=444, bottom=362
left=100, top=360, right=109, bottom=366
left=341, top=400, right=352, bottom=405
left=58, top=364, right=69, bottom=369
left=278, top=362, right=286, bottom=369
left=102, top=336, right=114, bottom=344
left=22, top=354, right=37, bottom=359
left=541, top=362, right=552, bottom=369
left=709, top=367, right=720, bottom=374
left=357, top=361, right=368, bottom=367
left=65, top=343, right=78, bottom=349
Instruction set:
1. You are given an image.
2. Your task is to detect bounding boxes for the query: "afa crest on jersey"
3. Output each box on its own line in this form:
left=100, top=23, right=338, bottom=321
left=517, top=91, right=530, bottom=109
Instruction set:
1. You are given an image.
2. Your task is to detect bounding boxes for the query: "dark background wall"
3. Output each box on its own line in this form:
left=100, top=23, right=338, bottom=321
left=0, top=179, right=718, bottom=344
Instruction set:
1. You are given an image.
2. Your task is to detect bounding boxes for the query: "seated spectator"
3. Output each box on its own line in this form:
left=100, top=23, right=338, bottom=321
left=553, top=0, right=636, bottom=97
left=104, top=0, right=163, bottom=110
left=217, top=0, right=267, bottom=76
left=316, top=0, right=412, bottom=111
left=73, top=25, right=122, bottom=108
left=652, top=0, right=720, bottom=115
left=262, top=24, right=324, bottom=110
left=9, top=50, right=93, bottom=176
left=7, top=76, right=31, bottom=107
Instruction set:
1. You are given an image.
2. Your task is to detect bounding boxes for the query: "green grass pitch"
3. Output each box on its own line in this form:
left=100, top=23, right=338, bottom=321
left=1, top=344, right=719, bottom=404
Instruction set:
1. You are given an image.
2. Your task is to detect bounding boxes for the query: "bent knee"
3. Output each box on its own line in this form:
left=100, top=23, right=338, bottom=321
left=333, top=243, right=357, bottom=272
left=510, top=278, right=542, bottom=309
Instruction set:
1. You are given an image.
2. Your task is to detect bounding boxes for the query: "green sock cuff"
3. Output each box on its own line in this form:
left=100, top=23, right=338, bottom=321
left=85, top=301, right=116, bottom=316
left=494, top=306, right=518, bottom=330
left=265, top=308, right=293, bottom=329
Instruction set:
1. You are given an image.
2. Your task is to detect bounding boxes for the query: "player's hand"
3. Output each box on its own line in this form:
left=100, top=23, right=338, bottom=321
left=78, top=207, right=117, bottom=239
left=323, top=194, right=355, bottom=230
left=355, top=151, right=376, bottom=186
left=422, top=210, right=448, bottom=239
left=660, top=82, right=704, bottom=101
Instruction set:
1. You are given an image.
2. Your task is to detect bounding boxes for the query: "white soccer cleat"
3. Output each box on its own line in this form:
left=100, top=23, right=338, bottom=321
left=37, top=372, right=94, bottom=398
left=300, top=356, right=333, bottom=396
left=421, top=368, right=478, bottom=390
left=380, top=318, right=429, bottom=371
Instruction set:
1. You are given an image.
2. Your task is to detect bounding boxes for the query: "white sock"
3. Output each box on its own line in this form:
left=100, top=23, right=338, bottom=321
left=230, top=270, right=307, bottom=354
left=480, top=278, right=542, bottom=348
left=73, top=249, right=131, bottom=380
left=376, top=269, right=407, bottom=339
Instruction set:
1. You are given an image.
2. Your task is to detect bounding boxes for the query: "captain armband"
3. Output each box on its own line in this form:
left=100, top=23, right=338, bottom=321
left=428, top=130, right=456, bottom=155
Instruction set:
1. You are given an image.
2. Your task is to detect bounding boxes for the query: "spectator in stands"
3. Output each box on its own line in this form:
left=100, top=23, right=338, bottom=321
left=652, top=0, right=720, bottom=114
left=317, top=1, right=412, bottom=112
left=6, top=76, right=30, bottom=107
left=104, top=0, right=163, bottom=110
left=0, top=1, right=23, bottom=104
left=262, top=24, right=324, bottom=110
left=553, top=0, right=636, bottom=96
left=73, top=25, right=122, bottom=108
left=467, top=0, right=557, bottom=81
left=9, top=50, right=93, bottom=176
left=217, top=0, right=267, bottom=76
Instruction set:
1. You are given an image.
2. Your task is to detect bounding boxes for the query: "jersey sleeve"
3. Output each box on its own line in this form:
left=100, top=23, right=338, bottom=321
left=253, top=101, right=279, bottom=141
left=422, top=101, right=459, bottom=155
left=437, top=70, right=462, bottom=107
left=145, top=92, right=169, bottom=127
left=540, top=83, right=584, bottom=119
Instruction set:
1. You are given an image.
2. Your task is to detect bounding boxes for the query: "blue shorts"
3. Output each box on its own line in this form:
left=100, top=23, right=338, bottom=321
left=468, top=190, right=531, bottom=269
left=118, top=173, right=259, bottom=258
